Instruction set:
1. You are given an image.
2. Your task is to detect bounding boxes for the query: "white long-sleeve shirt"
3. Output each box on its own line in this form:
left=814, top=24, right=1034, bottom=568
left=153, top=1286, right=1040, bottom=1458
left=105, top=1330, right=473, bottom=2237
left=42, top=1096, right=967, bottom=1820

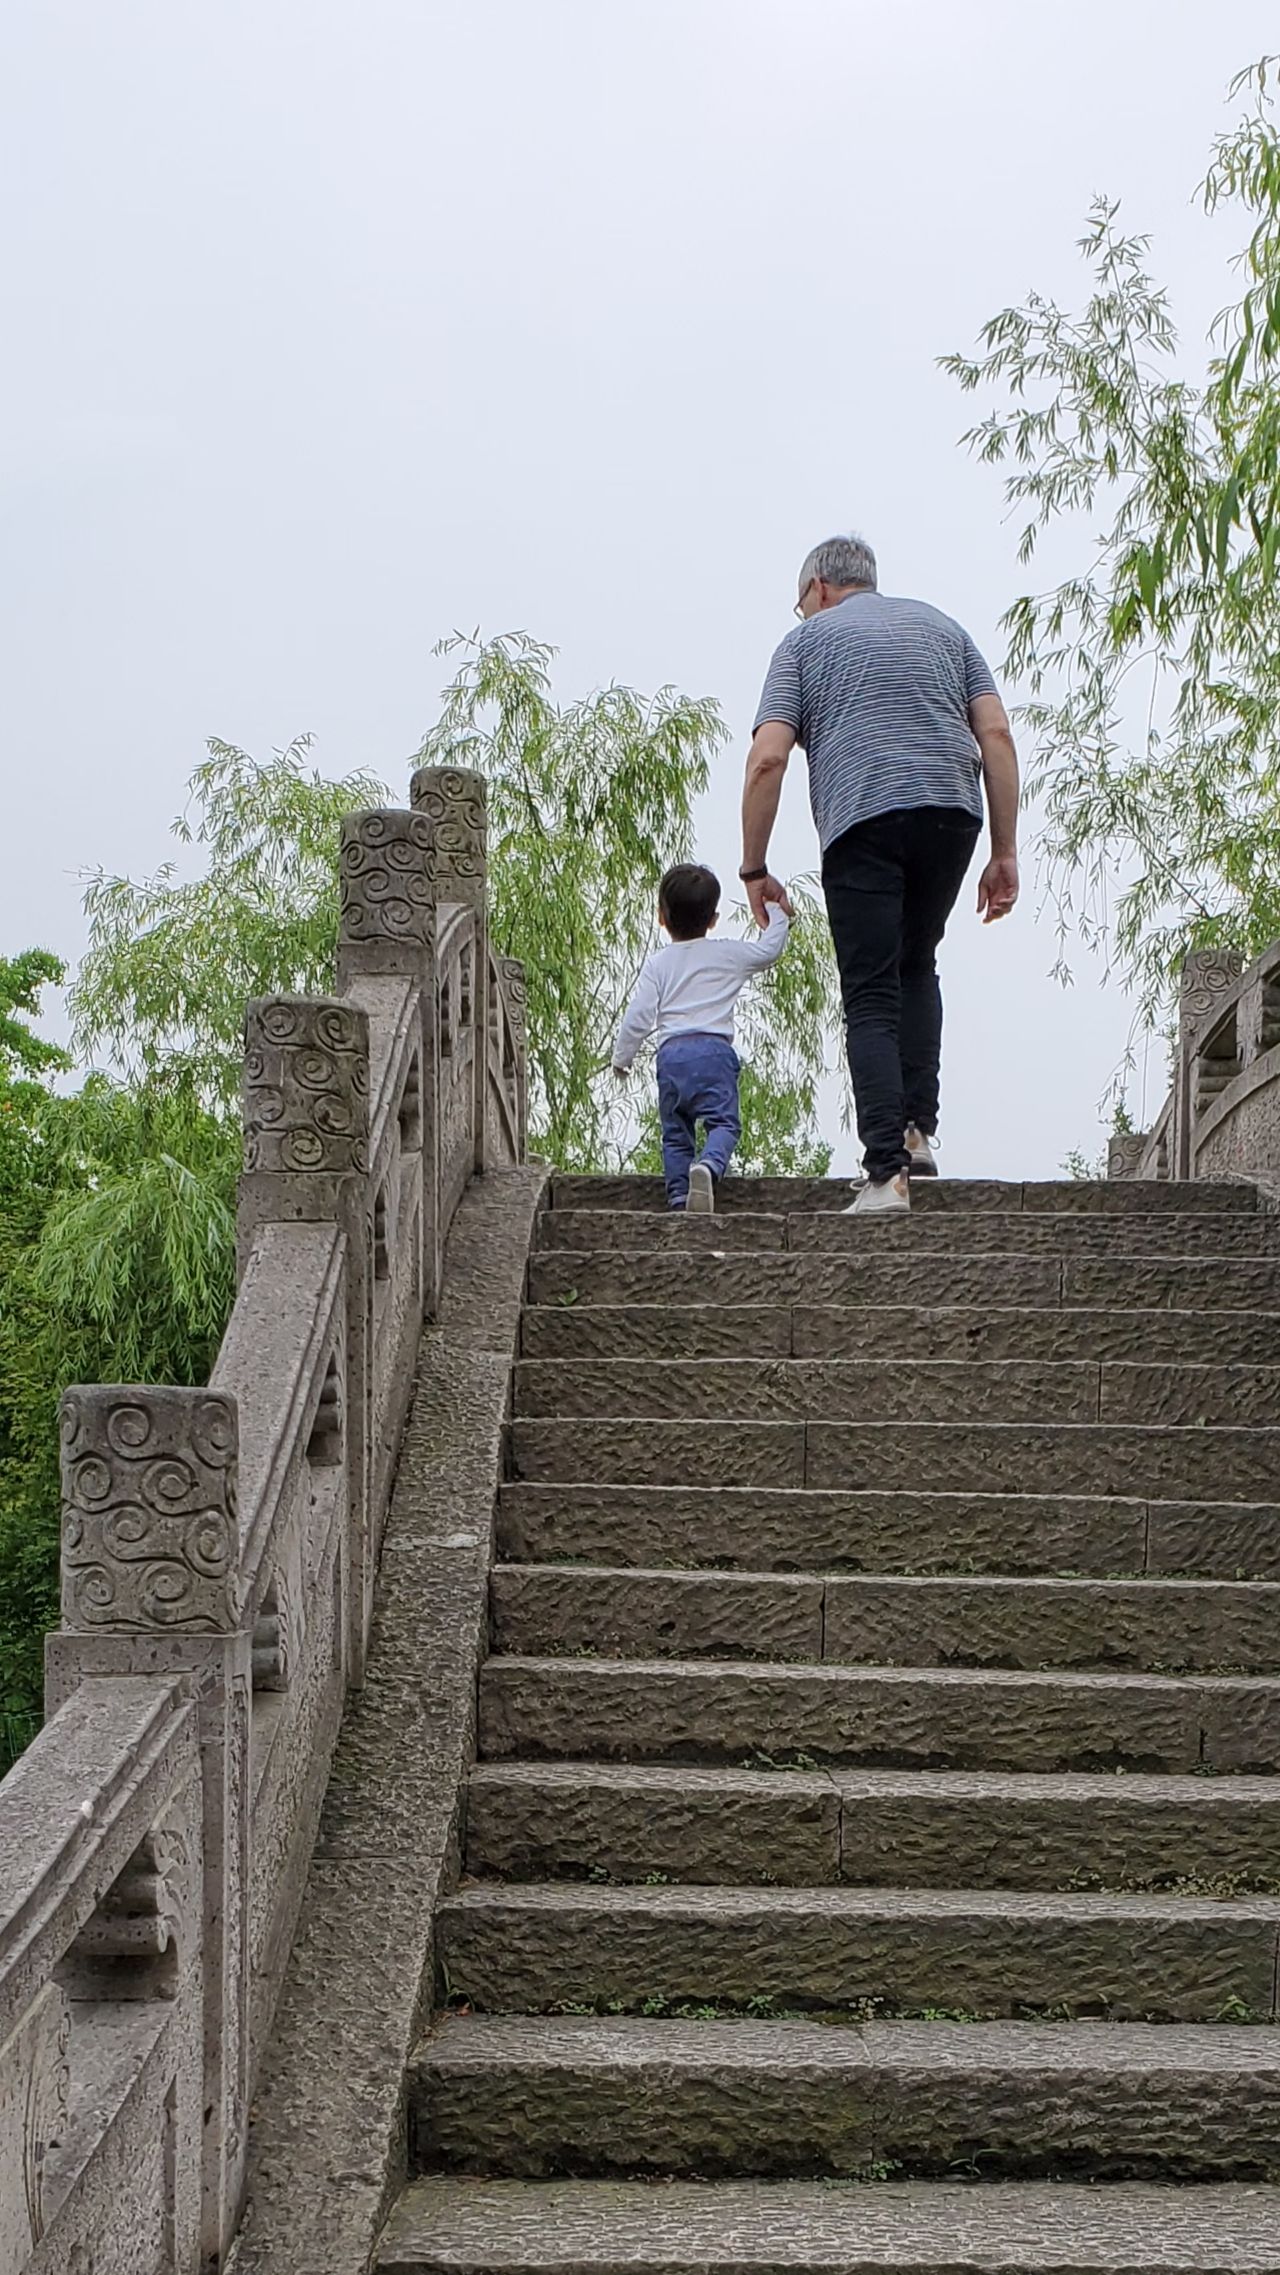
left=612, top=907, right=790, bottom=1069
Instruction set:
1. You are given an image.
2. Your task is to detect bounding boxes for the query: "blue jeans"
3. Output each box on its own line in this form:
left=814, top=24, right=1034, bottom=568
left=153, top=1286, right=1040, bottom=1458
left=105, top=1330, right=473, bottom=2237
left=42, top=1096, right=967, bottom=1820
left=656, top=1033, right=741, bottom=1209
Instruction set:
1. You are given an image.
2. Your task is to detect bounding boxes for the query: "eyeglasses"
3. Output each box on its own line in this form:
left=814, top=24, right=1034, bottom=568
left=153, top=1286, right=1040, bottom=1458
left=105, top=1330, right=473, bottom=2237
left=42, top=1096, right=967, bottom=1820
left=793, top=582, right=813, bottom=620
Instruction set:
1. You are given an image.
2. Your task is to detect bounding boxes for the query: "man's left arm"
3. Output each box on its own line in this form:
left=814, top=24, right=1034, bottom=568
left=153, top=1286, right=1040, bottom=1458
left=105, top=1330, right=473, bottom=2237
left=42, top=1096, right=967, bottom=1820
left=741, top=721, right=797, bottom=927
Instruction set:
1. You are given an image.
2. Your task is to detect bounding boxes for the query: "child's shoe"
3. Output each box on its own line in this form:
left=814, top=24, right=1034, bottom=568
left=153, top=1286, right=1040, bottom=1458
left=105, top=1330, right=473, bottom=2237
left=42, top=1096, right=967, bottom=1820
left=687, top=1163, right=715, bottom=1215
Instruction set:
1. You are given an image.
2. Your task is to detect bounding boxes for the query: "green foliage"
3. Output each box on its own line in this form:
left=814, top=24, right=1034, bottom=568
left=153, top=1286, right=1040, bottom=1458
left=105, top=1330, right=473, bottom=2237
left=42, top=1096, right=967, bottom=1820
left=942, top=56, right=1280, bottom=1024
left=72, top=737, right=388, bottom=1108
left=415, top=632, right=841, bottom=1170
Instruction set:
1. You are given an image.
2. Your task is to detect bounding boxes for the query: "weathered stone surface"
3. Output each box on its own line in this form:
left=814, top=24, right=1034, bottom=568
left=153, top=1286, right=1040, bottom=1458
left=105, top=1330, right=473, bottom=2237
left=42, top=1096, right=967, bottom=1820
left=512, top=1360, right=1100, bottom=1426
left=1101, top=1362, right=1280, bottom=1425
left=1021, top=1180, right=1255, bottom=1214
left=490, top=1566, right=824, bottom=1663
left=1199, top=1681, right=1280, bottom=1773
left=538, top=1210, right=786, bottom=1253
left=509, top=1420, right=806, bottom=1489
left=794, top=1303, right=1280, bottom=1364
left=545, top=1176, right=1256, bottom=1216
left=527, top=1251, right=1064, bottom=1310
left=805, top=1421, right=1280, bottom=1502
left=1062, top=1256, right=1280, bottom=1310
left=835, top=1766, right=1280, bottom=1892
left=1147, top=1498, right=1280, bottom=1579
left=410, top=767, right=488, bottom=905
left=338, top=808, right=437, bottom=964
left=438, top=1881, right=1280, bottom=2023
left=379, top=2175, right=1280, bottom=2273
left=464, top=1762, right=841, bottom=1887
left=785, top=1214, right=1280, bottom=1258
left=410, top=2013, right=1280, bottom=2180
left=478, top=1658, right=1203, bottom=1774
left=242, top=994, right=370, bottom=1176
left=232, top=1171, right=537, bottom=2275
left=59, top=1383, right=241, bottom=1634
left=496, top=1484, right=1149, bottom=1576
left=822, top=1574, right=1280, bottom=1674
left=521, top=1303, right=795, bottom=1361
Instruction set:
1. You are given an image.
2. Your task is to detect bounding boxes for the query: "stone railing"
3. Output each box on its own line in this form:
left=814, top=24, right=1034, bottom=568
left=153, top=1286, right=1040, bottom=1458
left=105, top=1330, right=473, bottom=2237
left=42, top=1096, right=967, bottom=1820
left=1109, top=943, right=1280, bottom=1186
left=0, top=769, right=525, bottom=2274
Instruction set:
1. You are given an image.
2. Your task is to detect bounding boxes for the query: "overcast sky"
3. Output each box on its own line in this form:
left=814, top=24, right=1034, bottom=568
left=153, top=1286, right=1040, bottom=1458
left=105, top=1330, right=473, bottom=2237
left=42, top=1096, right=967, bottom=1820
left=3, top=0, right=1275, bottom=1176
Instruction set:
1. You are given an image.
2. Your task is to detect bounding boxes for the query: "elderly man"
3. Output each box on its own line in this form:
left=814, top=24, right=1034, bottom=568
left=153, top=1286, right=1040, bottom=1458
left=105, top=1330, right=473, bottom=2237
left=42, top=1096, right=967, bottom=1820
left=740, top=533, right=1019, bottom=1213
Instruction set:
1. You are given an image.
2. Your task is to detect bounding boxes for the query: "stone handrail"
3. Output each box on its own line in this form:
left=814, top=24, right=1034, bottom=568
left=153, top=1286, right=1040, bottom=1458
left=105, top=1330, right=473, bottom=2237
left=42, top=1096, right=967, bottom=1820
left=0, top=769, right=525, bottom=2273
left=1109, top=943, right=1280, bottom=1186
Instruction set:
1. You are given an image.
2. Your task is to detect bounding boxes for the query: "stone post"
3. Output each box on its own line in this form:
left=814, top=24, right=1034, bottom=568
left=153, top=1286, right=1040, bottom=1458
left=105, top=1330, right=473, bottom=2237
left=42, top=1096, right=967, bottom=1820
left=1172, top=950, right=1245, bottom=1176
left=1107, top=1132, right=1148, bottom=1181
left=411, top=766, right=489, bottom=1174
left=336, top=807, right=441, bottom=1312
left=46, top=1384, right=250, bottom=2269
left=236, top=995, right=375, bottom=1682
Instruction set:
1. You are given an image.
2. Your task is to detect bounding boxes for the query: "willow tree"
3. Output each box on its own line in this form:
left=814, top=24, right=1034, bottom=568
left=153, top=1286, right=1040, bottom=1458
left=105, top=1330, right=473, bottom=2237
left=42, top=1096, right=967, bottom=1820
left=943, top=56, right=1280, bottom=1023
left=414, top=632, right=840, bottom=1173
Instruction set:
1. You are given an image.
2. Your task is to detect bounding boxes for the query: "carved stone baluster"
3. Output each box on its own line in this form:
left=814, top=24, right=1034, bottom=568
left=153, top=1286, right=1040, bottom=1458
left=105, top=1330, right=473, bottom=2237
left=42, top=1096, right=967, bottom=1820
left=337, top=806, right=441, bottom=1313
left=411, top=766, right=489, bottom=1174
left=46, top=1385, right=248, bottom=2269
left=237, top=995, right=373, bottom=1683
left=498, top=955, right=528, bottom=1161
left=1173, top=951, right=1245, bottom=1175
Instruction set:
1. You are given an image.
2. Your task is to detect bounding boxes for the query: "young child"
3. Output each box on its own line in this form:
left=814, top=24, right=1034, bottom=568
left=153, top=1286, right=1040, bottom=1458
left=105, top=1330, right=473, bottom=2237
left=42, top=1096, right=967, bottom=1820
left=612, top=863, right=790, bottom=1213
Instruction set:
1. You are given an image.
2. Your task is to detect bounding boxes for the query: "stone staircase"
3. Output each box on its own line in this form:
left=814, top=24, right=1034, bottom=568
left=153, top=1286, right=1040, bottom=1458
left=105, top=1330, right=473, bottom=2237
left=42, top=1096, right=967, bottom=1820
left=379, top=1175, right=1280, bottom=2272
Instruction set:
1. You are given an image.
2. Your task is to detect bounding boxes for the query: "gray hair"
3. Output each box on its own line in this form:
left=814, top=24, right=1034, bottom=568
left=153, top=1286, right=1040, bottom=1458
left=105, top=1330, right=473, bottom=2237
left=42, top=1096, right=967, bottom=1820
left=798, top=533, right=877, bottom=598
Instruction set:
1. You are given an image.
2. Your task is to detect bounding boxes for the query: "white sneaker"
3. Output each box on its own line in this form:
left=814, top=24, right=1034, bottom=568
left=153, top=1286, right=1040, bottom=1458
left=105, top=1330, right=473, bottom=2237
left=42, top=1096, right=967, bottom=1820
left=905, top=1125, right=939, bottom=1177
left=687, top=1163, right=715, bottom=1216
left=843, top=1172, right=911, bottom=1216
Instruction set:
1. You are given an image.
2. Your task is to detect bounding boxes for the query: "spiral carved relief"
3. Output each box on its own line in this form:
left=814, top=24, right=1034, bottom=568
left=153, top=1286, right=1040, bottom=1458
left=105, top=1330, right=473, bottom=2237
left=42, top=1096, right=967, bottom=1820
left=242, top=995, right=370, bottom=1175
left=338, top=807, right=437, bottom=949
left=59, top=1386, right=242, bottom=1633
left=410, top=766, right=487, bottom=900
left=498, top=956, right=528, bottom=1049
left=1179, top=949, right=1245, bottom=1038
left=1107, top=1132, right=1148, bottom=1181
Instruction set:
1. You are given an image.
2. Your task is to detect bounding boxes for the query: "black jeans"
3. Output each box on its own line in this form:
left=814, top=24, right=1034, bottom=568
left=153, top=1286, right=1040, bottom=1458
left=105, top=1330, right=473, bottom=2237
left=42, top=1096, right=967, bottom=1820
left=822, top=805, right=981, bottom=1182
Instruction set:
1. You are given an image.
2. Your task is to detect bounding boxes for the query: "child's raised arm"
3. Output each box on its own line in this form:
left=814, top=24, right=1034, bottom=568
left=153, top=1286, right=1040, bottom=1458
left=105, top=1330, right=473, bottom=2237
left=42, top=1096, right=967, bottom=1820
left=732, top=903, right=791, bottom=973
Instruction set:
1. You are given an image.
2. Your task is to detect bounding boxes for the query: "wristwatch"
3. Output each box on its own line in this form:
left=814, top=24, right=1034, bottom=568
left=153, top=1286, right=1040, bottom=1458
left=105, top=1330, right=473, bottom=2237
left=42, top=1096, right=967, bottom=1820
left=738, top=866, right=769, bottom=882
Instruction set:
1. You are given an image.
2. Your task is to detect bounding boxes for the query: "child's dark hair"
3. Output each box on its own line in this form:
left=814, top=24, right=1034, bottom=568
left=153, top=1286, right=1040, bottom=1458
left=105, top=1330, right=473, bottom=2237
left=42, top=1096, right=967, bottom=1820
left=659, top=863, right=720, bottom=940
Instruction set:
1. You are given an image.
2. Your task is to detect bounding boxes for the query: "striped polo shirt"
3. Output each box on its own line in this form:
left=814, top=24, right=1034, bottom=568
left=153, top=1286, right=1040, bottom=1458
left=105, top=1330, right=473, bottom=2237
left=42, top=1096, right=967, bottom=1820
left=753, top=591, right=998, bottom=851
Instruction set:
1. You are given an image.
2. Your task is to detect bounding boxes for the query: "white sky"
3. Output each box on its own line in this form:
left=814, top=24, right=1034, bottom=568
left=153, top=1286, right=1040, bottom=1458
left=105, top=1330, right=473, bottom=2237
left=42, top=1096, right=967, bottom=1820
left=2, top=0, right=1275, bottom=1176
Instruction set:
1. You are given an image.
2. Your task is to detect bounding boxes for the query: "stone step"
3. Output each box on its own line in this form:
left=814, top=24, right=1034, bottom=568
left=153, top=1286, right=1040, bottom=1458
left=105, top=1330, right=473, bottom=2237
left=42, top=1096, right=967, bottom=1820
left=464, top=1760, right=1280, bottom=1894
left=438, top=1882, right=1280, bottom=2024
left=379, top=2176, right=1280, bottom=2273
left=528, top=1249, right=1280, bottom=1313
left=497, top=1484, right=1280, bottom=1580
left=508, top=1419, right=1280, bottom=1503
left=520, top=1302, right=1280, bottom=1364
left=409, top=2013, right=1280, bottom=2181
left=490, top=1567, right=1280, bottom=1673
left=536, top=1211, right=1280, bottom=1258
left=478, top=1656, right=1280, bottom=1775
left=546, top=1173, right=1257, bottom=1215
left=511, top=1357, right=1280, bottom=1426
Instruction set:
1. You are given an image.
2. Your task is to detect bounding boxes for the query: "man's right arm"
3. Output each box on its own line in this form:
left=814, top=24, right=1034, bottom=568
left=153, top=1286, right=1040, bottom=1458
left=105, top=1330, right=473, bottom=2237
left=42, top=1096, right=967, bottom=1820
left=969, top=691, right=1020, bottom=924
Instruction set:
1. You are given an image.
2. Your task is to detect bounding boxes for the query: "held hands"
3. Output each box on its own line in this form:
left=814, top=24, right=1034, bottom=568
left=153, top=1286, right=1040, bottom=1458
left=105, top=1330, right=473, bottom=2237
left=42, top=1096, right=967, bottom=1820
left=977, top=853, right=1019, bottom=925
left=612, top=1064, right=629, bottom=1083
left=746, top=873, right=794, bottom=929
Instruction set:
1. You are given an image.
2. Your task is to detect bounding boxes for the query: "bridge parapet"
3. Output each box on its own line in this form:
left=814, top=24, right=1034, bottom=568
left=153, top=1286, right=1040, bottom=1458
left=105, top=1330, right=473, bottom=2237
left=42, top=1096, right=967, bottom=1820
left=0, top=776, right=524, bottom=2273
left=1109, top=943, right=1280, bottom=1189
